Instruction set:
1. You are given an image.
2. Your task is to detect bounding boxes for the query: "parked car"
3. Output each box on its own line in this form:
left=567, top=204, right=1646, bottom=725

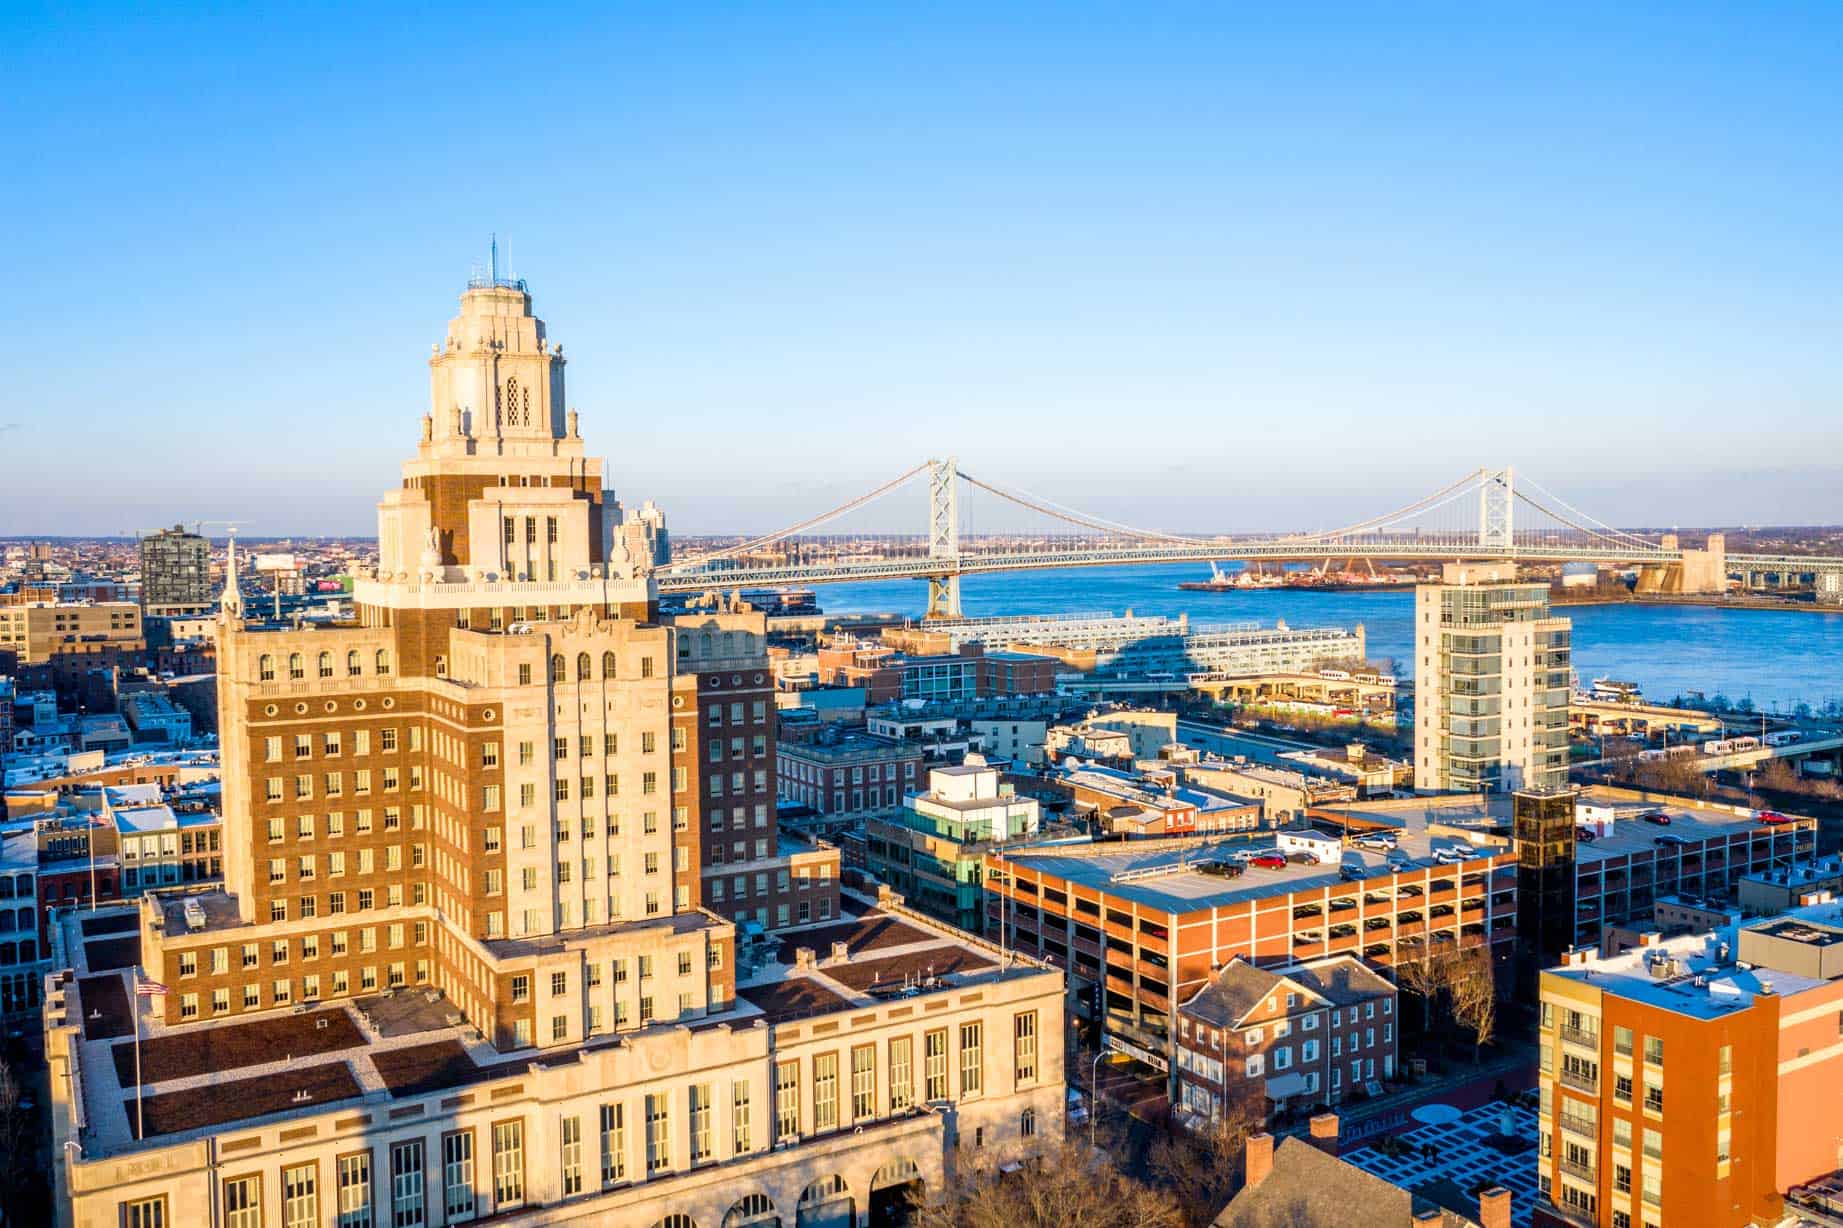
left=1641, top=811, right=1672, bottom=826
left=1575, top=827, right=1597, bottom=842
left=1249, top=854, right=1288, bottom=869
left=1758, top=810, right=1794, bottom=825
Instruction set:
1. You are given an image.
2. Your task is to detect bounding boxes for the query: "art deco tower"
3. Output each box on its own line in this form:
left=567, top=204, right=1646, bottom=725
left=157, top=273, right=730, bottom=1051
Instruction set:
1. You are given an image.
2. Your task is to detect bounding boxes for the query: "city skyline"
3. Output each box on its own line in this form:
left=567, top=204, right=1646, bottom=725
left=5, top=4, right=1842, bottom=536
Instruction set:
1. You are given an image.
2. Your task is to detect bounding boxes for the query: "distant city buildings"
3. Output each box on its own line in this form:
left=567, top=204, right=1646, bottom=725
left=1414, top=568, right=1572, bottom=793
left=137, top=525, right=213, bottom=615
left=0, top=600, right=144, bottom=664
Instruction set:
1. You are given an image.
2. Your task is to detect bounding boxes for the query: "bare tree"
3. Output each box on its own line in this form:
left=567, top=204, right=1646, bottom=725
left=914, top=1134, right=1186, bottom=1228
left=0, top=1057, right=43, bottom=1228
left=1394, top=943, right=1449, bottom=1037
left=1448, top=949, right=1497, bottom=1061
left=1147, top=1095, right=1266, bottom=1226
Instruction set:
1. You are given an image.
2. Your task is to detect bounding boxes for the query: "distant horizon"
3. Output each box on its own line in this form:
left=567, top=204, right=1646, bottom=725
left=7, top=520, right=1843, bottom=545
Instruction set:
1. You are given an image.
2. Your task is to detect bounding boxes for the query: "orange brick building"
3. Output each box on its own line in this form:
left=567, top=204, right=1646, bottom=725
left=1537, top=898, right=1843, bottom=1227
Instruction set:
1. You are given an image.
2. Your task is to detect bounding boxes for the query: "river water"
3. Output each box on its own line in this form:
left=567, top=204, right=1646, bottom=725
left=812, top=563, right=1843, bottom=713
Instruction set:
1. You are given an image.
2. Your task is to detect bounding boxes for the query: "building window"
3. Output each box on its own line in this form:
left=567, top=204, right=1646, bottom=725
left=335, top=1152, right=371, bottom=1228
left=560, top=1115, right=584, bottom=1195
left=441, top=1131, right=474, bottom=1219
left=600, top=1104, right=626, bottom=1186
left=890, top=1036, right=914, bottom=1112
left=122, top=1198, right=168, bottom=1228
left=1021, top=1107, right=1037, bottom=1138
left=732, top=1081, right=752, bottom=1154
left=491, top=1120, right=524, bottom=1208
left=812, top=1051, right=840, bottom=1133
left=776, top=1060, right=799, bottom=1140
left=852, top=1045, right=877, bottom=1120
left=689, top=1085, right=713, bottom=1164
left=645, top=1093, right=671, bottom=1175
left=224, top=1177, right=261, bottom=1228
left=960, top=1022, right=983, bottom=1097
left=1015, top=1010, right=1038, bottom=1083
left=282, top=1163, right=317, bottom=1228
left=390, top=1138, right=424, bottom=1228
left=925, top=1029, right=950, bottom=1101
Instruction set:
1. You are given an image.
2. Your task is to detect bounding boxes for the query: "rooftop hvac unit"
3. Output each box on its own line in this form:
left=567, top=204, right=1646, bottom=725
left=182, top=899, right=206, bottom=932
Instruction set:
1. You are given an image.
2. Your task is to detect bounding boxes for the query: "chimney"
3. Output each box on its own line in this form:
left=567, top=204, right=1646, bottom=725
left=1309, top=1112, right=1340, bottom=1157
left=1245, top=1133, right=1274, bottom=1188
left=1412, top=1212, right=1442, bottom=1225
left=1478, top=1186, right=1511, bottom=1228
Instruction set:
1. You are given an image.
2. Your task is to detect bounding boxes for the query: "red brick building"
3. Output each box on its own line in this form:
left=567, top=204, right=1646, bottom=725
left=777, top=729, right=925, bottom=818
left=1174, top=953, right=1396, bottom=1128
left=988, top=820, right=1516, bottom=1062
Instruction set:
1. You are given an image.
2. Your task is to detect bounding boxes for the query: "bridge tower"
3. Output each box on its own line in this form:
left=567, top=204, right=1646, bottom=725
left=1479, top=466, right=1514, bottom=552
left=926, top=456, right=963, bottom=619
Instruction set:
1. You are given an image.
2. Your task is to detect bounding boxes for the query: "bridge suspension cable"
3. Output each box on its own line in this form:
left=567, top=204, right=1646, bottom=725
left=1511, top=474, right=1662, bottom=552
left=1290, top=468, right=1492, bottom=543
left=668, top=461, right=932, bottom=568
left=955, top=470, right=1216, bottom=545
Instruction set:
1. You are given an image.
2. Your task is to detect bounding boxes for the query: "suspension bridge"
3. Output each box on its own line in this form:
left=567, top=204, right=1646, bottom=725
left=655, top=462, right=1843, bottom=618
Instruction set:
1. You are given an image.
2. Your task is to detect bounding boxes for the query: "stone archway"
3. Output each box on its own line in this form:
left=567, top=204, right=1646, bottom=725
left=796, top=1174, right=854, bottom=1228
left=724, top=1192, right=782, bottom=1228
left=868, top=1159, right=925, bottom=1228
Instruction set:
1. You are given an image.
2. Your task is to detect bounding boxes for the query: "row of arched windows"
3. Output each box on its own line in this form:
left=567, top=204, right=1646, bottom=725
left=551, top=652, right=619, bottom=683
left=258, top=649, right=392, bottom=682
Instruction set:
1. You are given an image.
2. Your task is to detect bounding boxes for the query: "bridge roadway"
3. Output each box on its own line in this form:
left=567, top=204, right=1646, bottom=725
left=1694, top=734, right=1843, bottom=774
left=657, top=542, right=1843, bottom=592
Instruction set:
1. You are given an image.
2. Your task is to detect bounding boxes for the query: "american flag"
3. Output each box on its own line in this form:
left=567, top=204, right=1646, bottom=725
left=135, top=976, right=169, bottom=998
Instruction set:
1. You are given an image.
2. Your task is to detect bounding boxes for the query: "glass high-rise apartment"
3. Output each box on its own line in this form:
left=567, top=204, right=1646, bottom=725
left=1413, top=573, right=1572, bottom=793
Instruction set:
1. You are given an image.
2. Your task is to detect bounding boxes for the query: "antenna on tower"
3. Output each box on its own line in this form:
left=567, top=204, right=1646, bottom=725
left=490, top=233, right=499, bottom=283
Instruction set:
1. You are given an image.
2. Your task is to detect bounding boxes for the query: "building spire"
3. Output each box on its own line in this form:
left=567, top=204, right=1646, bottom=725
left=220, top=530, right=244, bottom=618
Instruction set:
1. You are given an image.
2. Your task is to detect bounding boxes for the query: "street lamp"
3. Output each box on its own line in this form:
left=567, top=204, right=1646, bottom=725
left=1089, top=1048, right=1107, bottom=1150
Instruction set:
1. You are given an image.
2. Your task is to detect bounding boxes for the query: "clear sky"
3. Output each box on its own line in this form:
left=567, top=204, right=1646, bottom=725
left=3, top=3, right=1840, bottom=537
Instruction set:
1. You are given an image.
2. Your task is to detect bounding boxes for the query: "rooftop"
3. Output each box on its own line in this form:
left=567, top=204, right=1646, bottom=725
left=779, top=731, right=920, bottom=763
left=1006, top=819, right=1506, bottom=914
left=1545, top=898, right=1843, bottom=1019
left=52, top=888, right=1052, bottom=1156
left=1314, top=786, right=1808, bottom=864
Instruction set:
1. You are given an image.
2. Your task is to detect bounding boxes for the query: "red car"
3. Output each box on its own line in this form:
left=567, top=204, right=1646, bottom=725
left=1249, top=854, right=1288, bottom=869
left=1575, top=827, right=1597, bottom=842
left=1641, top=811, right=1672, bottom=826
left=1758, top=810, right=1793, bottom=825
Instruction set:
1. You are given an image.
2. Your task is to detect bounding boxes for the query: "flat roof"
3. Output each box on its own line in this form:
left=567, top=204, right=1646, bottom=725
left=1546, top=902, right=1843, bottom=1019
left=1315, top=787, right=1806, bottom=865
left=1007, top=826, right=1501, bottom=914
left=53, top=889, right=1052, bottom=1155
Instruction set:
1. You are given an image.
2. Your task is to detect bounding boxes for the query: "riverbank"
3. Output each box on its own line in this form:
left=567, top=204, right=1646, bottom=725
left=1552, top=593, right=1843, bottom=615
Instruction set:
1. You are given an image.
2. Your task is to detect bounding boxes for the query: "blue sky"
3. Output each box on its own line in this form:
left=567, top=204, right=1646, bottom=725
left=3, top=3, right=1840, bottom=536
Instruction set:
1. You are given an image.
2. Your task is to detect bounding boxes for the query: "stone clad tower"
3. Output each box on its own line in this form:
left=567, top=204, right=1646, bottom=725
left=176, top=272, right=733, bottom=1053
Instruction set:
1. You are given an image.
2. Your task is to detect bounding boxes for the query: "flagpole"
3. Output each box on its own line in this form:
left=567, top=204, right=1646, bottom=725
left=133, top=975, right=145, bottom=1140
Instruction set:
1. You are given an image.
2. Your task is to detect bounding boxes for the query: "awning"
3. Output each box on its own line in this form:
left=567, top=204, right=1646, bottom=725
left=1266, top=1072, right=1310, bottom=1101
